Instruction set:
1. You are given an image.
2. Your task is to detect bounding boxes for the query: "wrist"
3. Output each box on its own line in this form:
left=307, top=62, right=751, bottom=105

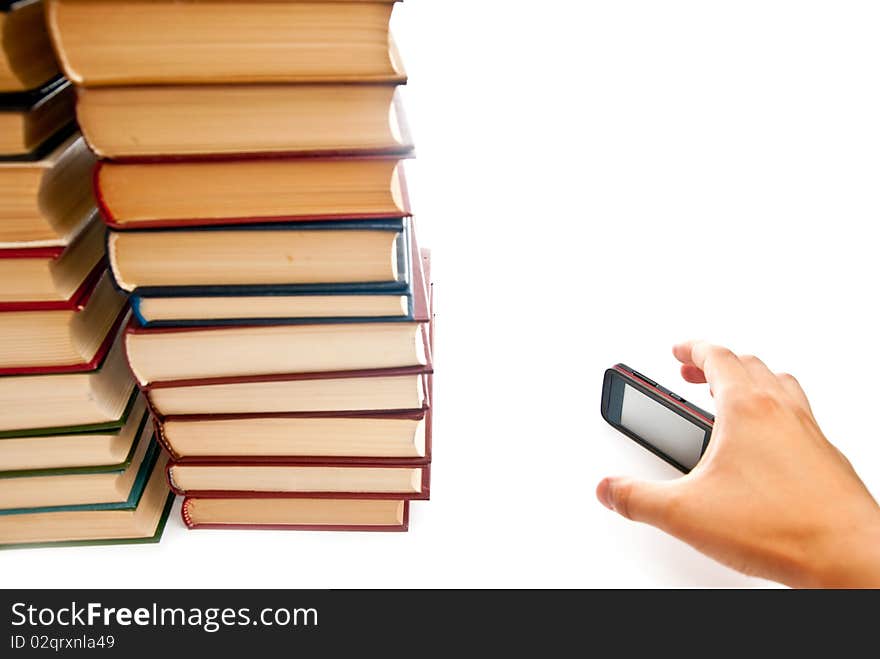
left=793, top=515, right=880, bottom=589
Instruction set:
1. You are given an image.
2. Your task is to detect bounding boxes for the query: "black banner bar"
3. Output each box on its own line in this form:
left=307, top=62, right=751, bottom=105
left=0, top=589, right=873, bottom=653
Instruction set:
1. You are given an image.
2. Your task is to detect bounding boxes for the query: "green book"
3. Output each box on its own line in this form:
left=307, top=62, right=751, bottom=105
left=0, top=416, right=155, bottom=513
left=0, top=387, right=140, bottom=440
left=0, top=440, right=174, bottom=549
left=0, top=390, right=143, bottom=475
left=0, top=328, right=135, bottom=437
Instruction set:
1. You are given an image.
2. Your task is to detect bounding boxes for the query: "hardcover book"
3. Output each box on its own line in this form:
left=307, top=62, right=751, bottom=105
left=129, top=218, right=427, bottom=327
left=0, top=449, right=173, bottom=549
left=125, top=320, right=432, bottom=386
left=0, top=214, right=105, bottom=309
left=0, top=76, right=75, bottom=159
left=0, top=418, right=155, bottom=512
left=95, top=154, right=412, bottom=230
left=182, top=496, right=409, bottom=532
left=74, top=83, right=412, bottom=160
left=0, top=317, right=136, bottom=433
left=156, top=405, right=432, bottom=464
left=168, top=461, right=430, bottom=500
left=0, top=0, right=60, bottom=93
left=0, top=270, right=128, bottom=375
left=144, top=368, right=431, bottom=418
left=0, top=132, right=96, bottom=248
left=0, top=392, right=145, bottom=472
left=47, top=0, right=404, bottom=86
left=108, top=218, right=413, bottom=296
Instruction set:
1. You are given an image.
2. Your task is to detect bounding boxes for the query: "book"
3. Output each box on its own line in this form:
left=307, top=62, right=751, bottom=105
left=0, top=76, right=74, bottom=158
left=182, top=496, right=409, bottom=532
left=95, top=154, right=411, bottom=230
left=75, top=83, right=412, bottom=159
left=129, top=219, right=428, bottom=327
left=156, top=407, right=431, bottom=463
left=0, top=317, right=136, bottom=433
left=0, top=213, right=104, bottom=307
left=0, top=0, right=60, bottom=93
left=168, top=461, right=429, bottom=500
left=145, top=369, right=429, bottom=417
left=108, top=218, right=411, bottom=295
left=0, top=133, right=96, bottom=248
left=0, top=416, right=154, bottom=511
left=0, top=270, right=127, bottom=374
left=47, top=0, right=404, bottom=86
left=0, top=450, right=173, bottom=548
left=0, top=392, right=145, bottom=472
left=125, top=321, right=431, bottom=385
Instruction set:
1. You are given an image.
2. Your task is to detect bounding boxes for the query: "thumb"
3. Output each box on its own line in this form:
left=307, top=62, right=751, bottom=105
left=596, top=476, right=677, bottom=526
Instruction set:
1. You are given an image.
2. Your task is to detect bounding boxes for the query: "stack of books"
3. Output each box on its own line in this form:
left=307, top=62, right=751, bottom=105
left=48, top=0, right=433, bottom=532
left=0, top=0, right=172, bottom=549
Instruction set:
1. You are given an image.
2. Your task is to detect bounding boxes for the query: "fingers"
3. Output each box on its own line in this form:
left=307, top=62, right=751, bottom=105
left=680, top=364, right=707, bottom=383
left=673, top=340, right=751, bottom=398
left=596, top=476, right=679, bottom=527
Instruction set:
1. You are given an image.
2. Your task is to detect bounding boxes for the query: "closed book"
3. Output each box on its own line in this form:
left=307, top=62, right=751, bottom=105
left=0, top=449, right=173, bottom=549
left=182, top=496, right=409, bottom=532
left=0, top=416, right=155, bottom=512
left=168, top=460, right=430, bottom=500
left=95, top=154, right=411, bottom=231
left=0, top=1, right=60, bottom=93
left=73, top=83, right=412, bottom=160
left=144, top=367, right=430, bottom=418
left=0, top=392, right=145, bottom=472
left=0, top=76, right=75, bottom=159
left=0, top=271, right=128, bottom=375
left=47, top=0, right=404, bottom=86
left=108, top=217, right=412, bottom=296
left=126, top=321, right=431, bottom=387
left=0, top=133, right=96, bottom=248
left=0, top=317, right=136, bottom=433
left=0, top=214, right=105, bottom=310
left=155, top=406, right=431, bottom=465
left=130, top=217, right=427, bottom=327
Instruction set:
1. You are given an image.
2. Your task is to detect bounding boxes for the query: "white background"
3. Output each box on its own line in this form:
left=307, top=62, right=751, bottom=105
left=8, top=0, right=880, bottom=588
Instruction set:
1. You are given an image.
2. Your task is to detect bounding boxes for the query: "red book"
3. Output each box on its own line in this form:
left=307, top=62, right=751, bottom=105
left=154, top=403, right=433, bottom=466
left=167, top=460, right=430, bottom=501
left=0, top=273, right=129, bottom=376
left=0, top=215, right=105, bottom=312
left=123, top=316, right=433, bottom=388
left=142, top=366, right=431, bottom=419
left=181, top=496, right=410, bottom=532
left=95, top=154, right=413, bottom=230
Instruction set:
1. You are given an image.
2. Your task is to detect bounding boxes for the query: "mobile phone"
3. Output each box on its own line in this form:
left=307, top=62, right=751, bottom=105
left=600, top=363, right=714, bottom=473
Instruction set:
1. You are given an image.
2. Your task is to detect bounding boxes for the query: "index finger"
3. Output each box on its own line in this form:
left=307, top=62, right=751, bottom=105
left=673, top=340, right=751, bottom=398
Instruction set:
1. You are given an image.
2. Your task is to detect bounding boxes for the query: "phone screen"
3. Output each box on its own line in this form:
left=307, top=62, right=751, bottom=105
left=619, top=383, right=706, bottom=470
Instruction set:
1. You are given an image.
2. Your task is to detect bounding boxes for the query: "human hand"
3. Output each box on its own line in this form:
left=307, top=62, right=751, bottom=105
left=597, top=341, right=880, bottom=588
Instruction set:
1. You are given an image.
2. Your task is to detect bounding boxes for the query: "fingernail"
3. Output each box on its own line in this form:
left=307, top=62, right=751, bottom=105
left=597, top=479, right=615, bottom=511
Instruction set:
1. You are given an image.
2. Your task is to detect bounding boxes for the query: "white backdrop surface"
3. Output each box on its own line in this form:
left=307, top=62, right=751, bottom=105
left=7, top=1, right=880, bottom=588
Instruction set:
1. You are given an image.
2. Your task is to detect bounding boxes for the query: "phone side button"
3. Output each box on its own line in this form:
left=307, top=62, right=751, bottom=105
left=632, top=371, right=658, bottom=387
left=669, top=392, right=685, bottom=402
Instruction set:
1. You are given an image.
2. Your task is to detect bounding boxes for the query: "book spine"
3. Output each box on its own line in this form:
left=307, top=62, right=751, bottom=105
left=167, top=464, right=431, bottom=501
left=180, top=498, right=410, bottom=532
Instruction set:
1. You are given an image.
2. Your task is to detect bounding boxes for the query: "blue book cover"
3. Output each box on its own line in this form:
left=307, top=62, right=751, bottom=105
left=128, top=219, right=426, bottom=327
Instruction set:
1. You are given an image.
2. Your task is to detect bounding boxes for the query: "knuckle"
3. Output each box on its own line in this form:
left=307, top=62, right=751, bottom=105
left=708, top=346, right=735, bottom=360
left=725, top=389, right=780, bottom=415
left=749, top=390, right=782, bottom=414
left=740, top=354, right=763, bottom=367
left=777, top=372, right=799, bottom=386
